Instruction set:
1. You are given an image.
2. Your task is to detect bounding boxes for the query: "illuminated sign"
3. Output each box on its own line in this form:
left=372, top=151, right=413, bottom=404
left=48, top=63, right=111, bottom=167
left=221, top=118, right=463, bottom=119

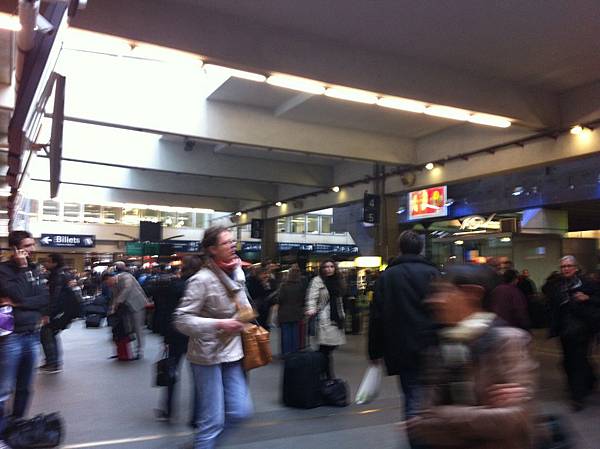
left=459, top=214, right=501, bottom=231
left=408, top=186, right=448, bottom=220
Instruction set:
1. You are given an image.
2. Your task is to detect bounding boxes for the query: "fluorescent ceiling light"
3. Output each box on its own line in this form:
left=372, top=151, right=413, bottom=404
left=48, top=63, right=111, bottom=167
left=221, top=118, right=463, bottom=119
left=468, top=113, right=511, bottom=128
left=204, top=64, right=266, bottom=82
left=0, top=13, right=21, bottom=31
left=424, top=105, right=471, bottom=121
left=377, top=96, right=426, bottom=113
left=129, top=43, right=203, bottom=65
left=454, top=240, right=464, bottom=245
left=324, top=87, right=378, bottom=104
left=63, top=28, right=133, bottom=55
left=266, top=74, right=326, bottom=95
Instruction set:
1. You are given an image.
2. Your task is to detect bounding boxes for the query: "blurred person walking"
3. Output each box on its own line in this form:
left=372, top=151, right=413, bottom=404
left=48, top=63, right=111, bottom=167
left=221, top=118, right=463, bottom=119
left=174, top=227, right=253, bottom=449
left=104, top=268, right=148, bottom=360
left=154, top=256, right=202, bottom=423
left=407, top=264, right=537, bottom=449
left=0, top=231, right=49, bottom=435
left=488, top=269, right=531, bottom=330
left=246, top=266, right=276, bottom=331
left=368, top=230, right=438, bottom=449
left=306, top=259, right=346, bottom=380
left=547, top=255, right=600, bottom=410
left=275, top=264, right=307, bottom=355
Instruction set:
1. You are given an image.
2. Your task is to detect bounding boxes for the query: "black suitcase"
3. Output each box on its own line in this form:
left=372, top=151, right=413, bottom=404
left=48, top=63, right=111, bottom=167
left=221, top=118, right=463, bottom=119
left=321, top=378, right=349, bottom=407
left=85, top=314, right=103, bottom=328
left=85, top=304, right=107, bottom=317
left=283, top=351, right=325, bottom=408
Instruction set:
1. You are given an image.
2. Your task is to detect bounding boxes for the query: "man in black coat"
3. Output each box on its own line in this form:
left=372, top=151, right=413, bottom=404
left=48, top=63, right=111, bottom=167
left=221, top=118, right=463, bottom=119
left=0, top=231, right=49, bottom=435
left=368, top=230, right=438, bottom=448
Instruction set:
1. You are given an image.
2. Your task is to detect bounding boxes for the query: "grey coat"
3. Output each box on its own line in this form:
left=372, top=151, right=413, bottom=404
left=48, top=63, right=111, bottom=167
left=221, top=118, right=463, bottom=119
left=112, top=272, right=148, bottom=312
left=174, top=266, right=251, bottom=366
left=305, top=276, right=346, bottom=346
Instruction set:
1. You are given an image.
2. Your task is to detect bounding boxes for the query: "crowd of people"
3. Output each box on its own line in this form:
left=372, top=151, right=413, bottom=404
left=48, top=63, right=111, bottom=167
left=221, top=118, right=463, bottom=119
left=0, top=227, right=599, bottom=448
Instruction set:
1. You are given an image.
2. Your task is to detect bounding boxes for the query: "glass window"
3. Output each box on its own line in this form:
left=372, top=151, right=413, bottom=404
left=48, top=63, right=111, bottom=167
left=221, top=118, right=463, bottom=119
left=195, top=213, right=207, bottom=228
left=277, top=218, right=288, bottom=233
left=290, top=215, right=305, bottom=233
left=63, top=202, right=81, bottom=222
left=140, top=209, right=160, bottom=223
left=42, top=200, right=60, bottom=221
left=103, top=206, right=123, bottom=224
left=84, top=204, right=102, bottom=223
left=175, top=212, right=193, bottom=228
left=162, top=210, right=177, bottom=227
left=307, top=215, right=318, bottom=233
left=321, top=215, right=333, bottom=234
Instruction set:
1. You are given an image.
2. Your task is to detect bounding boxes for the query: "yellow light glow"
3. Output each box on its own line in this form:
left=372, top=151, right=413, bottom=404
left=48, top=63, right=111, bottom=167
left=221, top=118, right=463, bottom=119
left=0, top=13, right=21, bottom=32
left=500, top=237, right=511, bottom=242
left=324, top=87, right=378, bottom=104
left=337, top=261, right=356, bottom=269
left=204, top=64, right=266, bottom=82
left=454, top=240, right=464, bottom=245
left=266, top=74, right=326, bottom=95
left=424, top=105, right=471, bottom=121
left=377, top=96, right=426, bottom=113
left=570, top=125, right=584, bottom=135
left=468, top=113, right=511, bottom=128
left=275, top=201, right=282, bottom=207
left=354, top=256, right=382, bottom=268
left=425, top=162, right=434, bottom=171
left=331, top=186, right=340, bottom=193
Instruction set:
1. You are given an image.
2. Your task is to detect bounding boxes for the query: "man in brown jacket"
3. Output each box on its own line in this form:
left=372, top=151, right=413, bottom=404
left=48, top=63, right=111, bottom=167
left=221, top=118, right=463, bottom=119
left=407, top=264, right=537, bottom=449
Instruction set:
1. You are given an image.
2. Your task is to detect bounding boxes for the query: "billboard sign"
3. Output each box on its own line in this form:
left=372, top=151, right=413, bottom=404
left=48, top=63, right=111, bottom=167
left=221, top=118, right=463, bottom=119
left=408, top=186, right=448, bottom=220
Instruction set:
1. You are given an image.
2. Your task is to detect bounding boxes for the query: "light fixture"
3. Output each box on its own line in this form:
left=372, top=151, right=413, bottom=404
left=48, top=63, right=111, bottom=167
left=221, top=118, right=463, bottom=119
left=235, top=211, right=242, bottom=216
left=204, top=64, right=266, bottom=82
left=444, top=198, right=455, bottom=207
left=424, top=105, right=471, bottom=121
left=266, top=74, right=326, bottom=95
left=425, top=162, right=435, bottom=171
left=129, top=43, right=203, bottom=65
left=0, top=191, right=10, bottom=198
left=331, top=186, right=340, bottom=193
left=396, top=207, right=406, bottom=214
left=468, top=113, right=511, bottom=128
left=569, top=183, right=575, bottom=190
left=0, top=13, right=21, bottom=32
left=275, top=201, right=283, bottom=207
left=376, top=96, right=427, bottom=113
left=324, top=87, right=378, bottom=104
left=454, top=240, right=464, bottom=246
left=500, top=237, right=512, bottom=243
left=570, top=125, right=585, bottom=135
left=512, top=186, right=524, bottom=196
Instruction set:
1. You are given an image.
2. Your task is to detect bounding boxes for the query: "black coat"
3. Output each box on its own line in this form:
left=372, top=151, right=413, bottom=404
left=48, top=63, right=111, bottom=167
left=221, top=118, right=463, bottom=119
left=368, top=254, right=439, bottom=375
left=0, top=260, right=49, bottom=333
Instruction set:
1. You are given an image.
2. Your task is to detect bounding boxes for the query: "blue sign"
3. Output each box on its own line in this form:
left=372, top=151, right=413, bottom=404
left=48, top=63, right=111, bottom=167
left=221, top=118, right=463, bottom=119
left=168, top=240, right=201, bottom=252
left=39, top=234, right=96, bottom=248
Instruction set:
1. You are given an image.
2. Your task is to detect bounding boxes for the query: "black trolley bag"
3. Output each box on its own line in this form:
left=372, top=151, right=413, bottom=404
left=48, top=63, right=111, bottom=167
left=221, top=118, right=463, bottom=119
left=282, top=350, right=326, bottom=408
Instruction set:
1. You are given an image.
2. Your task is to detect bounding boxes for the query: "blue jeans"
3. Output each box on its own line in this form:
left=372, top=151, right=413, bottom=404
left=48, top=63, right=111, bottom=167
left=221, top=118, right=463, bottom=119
left=0, top=332, right=40, bottom=434
left=399, top=368, right=430, bottom=449
left=40, top=325, right=61, bottom=367
left=280, top=322, right=300, bottom=355
left=191, top=360, right=253, bottom=449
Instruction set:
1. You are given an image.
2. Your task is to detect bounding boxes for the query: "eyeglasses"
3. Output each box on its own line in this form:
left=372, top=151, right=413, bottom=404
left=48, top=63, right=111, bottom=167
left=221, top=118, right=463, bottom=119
left=560, top=264, right=576, bottom=269
left=217, top=239, right=237, bottom=247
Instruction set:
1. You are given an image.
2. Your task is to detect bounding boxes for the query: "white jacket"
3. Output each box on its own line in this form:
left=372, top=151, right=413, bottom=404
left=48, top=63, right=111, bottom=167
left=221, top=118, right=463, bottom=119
left=306, top=276, right=346, bottom=347
left=174, top=266, right=251, bottom=365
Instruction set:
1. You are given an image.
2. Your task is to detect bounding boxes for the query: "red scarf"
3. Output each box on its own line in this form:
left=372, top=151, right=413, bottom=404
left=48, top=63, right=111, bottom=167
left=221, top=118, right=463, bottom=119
left=215, top=256, right=241, bottom=275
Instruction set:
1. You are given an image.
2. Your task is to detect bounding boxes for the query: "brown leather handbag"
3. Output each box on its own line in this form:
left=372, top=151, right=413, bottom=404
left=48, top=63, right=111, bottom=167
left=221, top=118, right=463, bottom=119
left=240, top=323, right=272, bottom=371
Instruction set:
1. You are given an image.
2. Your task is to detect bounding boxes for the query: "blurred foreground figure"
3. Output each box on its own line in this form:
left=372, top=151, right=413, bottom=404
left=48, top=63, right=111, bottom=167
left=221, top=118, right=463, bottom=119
left=407, top=264, right=537, bottom=449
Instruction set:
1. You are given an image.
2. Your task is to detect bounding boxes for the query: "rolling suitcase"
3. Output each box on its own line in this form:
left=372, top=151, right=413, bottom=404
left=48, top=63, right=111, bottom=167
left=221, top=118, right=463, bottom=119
left=283, top=351, right=325, bottom=408
left=116, top=337, right=134, bottom=361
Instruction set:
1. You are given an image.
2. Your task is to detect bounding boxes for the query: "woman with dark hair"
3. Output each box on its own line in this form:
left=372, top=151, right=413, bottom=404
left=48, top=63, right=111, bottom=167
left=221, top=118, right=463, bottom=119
left=174, top=226, right=253, bottom=449
left=276, top=264, right=307, bottom=355
left=154, top=255, right=203, bottom=423
left=306, top=259, right=345, bottom=379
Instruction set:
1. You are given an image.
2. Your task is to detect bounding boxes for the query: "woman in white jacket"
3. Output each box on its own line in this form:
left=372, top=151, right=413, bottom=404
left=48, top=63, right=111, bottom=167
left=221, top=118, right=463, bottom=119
left=174, top=226, right=253, bottom=449
left=306, top=259, right=346, bottom=379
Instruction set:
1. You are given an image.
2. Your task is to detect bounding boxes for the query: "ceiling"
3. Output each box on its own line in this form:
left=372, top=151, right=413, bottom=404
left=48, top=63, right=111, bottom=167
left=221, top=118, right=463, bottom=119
left=177, top=0, right=600, bottom=92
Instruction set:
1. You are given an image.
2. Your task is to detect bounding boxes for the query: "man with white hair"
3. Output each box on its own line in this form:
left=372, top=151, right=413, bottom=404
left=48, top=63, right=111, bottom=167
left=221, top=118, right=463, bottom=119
left=547, top=255, right=600, bottom=411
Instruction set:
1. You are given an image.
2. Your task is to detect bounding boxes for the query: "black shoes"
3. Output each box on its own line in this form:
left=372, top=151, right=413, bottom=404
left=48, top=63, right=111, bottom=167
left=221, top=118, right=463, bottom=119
left=39, top=364, right=63, bottom=374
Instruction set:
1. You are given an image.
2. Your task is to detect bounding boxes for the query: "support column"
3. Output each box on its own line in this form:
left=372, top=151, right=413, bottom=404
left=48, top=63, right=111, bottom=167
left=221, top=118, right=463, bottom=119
left=260, top=211, right=278, bottom=261
left=377, top=195, right=401, bottom=263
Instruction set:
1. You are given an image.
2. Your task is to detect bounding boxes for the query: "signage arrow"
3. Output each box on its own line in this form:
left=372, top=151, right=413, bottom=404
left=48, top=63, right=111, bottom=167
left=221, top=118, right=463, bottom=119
left=40, top=236, right=53, bottom=245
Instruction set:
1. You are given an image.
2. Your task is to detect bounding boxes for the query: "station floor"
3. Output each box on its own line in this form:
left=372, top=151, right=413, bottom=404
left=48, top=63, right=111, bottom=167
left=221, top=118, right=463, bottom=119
left=25, top=323, right=600, bottom=449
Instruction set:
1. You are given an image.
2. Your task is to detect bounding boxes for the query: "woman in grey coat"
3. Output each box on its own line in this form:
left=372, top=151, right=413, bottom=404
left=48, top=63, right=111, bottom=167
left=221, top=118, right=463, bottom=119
left=306, top=259, right=346, bottom=379
left=174, top=226, right=253, bottom=449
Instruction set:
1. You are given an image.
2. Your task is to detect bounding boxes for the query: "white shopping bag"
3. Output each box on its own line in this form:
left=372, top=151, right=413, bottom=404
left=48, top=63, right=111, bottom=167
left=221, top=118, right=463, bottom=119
left=354, top=364, right=382, bottom=405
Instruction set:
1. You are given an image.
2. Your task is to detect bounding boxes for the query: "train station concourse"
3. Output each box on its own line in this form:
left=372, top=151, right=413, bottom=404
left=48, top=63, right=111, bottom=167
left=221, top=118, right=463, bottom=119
left=0, top=1, right=598, bottom=448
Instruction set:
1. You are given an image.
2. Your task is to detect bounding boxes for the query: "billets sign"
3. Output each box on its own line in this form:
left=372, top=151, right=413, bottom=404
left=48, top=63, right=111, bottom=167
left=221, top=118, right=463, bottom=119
left=39, top=234, right=95, bottom=248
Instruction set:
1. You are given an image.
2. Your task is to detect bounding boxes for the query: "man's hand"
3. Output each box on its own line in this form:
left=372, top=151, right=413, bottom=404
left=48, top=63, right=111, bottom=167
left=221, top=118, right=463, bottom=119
left=216, top=319, right=245, bottom=333
left=573, top=292, right=590, bottom=302
left=485, top=383, right=530, bottom=407
left=13, top=247, right=28, bottom=268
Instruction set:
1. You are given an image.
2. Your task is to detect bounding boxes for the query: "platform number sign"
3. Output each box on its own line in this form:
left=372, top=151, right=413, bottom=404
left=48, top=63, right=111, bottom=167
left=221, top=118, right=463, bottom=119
left=251, top=219, right=263, bottom=239
left=363, top=193, right=380, bottom=224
